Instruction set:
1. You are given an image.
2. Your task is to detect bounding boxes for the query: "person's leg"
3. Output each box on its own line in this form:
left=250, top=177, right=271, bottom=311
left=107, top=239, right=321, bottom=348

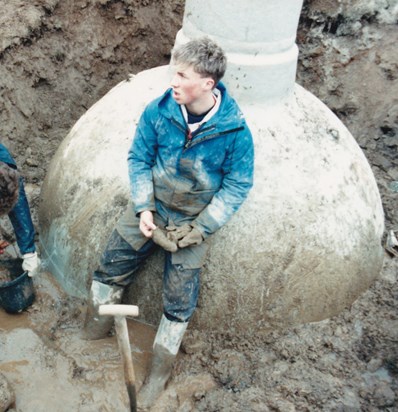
left=139, top=254, right=200, bottom=407
left=83, top=229, right=156, bottom=339
left=93, top=229, right=155, bottom=287
left=162, top=256, right=201, bottom=323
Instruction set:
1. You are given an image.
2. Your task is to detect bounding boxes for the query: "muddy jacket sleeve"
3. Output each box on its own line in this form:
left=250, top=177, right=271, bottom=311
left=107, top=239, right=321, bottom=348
left=127, top=107, right=157, bottom=216
left=8, top=177, right=36, bottom=255
left=193, top=126, right=254, bottom=238
left=0, top=144, right=36, bottom=254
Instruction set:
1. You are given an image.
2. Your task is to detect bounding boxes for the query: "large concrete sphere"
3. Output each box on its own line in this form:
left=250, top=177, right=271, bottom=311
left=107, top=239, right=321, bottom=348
left=39, top=66, right=384, bottom=334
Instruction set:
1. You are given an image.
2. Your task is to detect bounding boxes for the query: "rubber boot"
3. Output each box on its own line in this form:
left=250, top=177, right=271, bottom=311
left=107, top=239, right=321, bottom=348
left=82, top=280, right=123, bottom=340
left=138, top=315, right=188, bottom=409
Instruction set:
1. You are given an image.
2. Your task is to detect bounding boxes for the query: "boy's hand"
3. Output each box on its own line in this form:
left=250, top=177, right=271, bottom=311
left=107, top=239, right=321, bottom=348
left=139, top=211, right=157, bottom=238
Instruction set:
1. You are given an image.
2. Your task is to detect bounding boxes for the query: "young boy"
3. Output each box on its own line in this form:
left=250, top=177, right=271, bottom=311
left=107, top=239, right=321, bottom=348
left=84, top=37, right=254, bottom=406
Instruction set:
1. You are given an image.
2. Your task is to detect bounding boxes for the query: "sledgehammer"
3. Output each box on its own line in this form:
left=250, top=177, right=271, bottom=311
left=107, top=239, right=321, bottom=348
left=99, top=304, right=139, bottom=412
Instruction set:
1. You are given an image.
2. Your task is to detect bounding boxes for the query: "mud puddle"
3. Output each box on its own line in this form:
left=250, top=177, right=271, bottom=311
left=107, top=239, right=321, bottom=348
left=0, top=271, right=155, bottom=411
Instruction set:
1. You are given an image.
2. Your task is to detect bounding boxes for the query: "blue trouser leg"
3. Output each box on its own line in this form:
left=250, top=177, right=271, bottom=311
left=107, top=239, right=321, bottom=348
left=93, top=229, right=156, bottom=287
left=163, top=252, right=200, bottom=323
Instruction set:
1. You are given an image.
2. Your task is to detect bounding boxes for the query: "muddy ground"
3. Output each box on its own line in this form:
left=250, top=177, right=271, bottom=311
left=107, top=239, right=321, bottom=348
left=0, top=0, right=397, bottom=411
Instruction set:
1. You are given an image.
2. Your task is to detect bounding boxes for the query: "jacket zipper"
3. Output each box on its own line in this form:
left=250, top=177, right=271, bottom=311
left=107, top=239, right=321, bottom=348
left=184, top=125, right=216, bottom=149
left=184, top=126, right=244, bottom=150
left=171, top=118, right=244, bottom=150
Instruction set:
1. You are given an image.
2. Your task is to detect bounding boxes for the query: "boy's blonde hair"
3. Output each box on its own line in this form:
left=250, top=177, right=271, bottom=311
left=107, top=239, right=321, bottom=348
left=171, top=37, right=227, bottom=85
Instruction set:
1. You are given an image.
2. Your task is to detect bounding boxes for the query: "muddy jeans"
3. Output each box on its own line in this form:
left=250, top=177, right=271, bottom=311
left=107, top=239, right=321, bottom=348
left=93, top=229, right=201, bottom=322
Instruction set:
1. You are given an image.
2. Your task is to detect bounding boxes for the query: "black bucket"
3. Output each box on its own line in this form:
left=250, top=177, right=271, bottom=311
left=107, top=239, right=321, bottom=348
left=0, top=259, right=35, bottom=313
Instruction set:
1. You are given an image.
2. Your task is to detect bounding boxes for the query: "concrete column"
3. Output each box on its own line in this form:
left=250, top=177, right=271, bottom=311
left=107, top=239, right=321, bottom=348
left=176, top=0, right=303, bottom=104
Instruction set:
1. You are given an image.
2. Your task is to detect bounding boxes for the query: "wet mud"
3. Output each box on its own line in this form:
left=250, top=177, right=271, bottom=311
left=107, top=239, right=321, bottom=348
left=0, top=271, right=156, bottom=411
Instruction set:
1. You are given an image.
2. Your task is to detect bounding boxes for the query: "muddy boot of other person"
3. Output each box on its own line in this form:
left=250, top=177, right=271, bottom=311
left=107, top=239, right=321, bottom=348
left=138, top=315, right=188, bottom=409
left=82, top=280, right=123, bottom=340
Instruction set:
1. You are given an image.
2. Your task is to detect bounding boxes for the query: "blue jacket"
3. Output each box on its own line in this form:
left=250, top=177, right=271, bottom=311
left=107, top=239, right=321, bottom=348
left=128, top=83, right=254, bottom=238
left=0, top=143, right=36, bottom=254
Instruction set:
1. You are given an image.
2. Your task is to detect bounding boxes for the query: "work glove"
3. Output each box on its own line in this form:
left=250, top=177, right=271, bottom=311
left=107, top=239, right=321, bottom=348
left=152, top=227, right=178, bottom=252
left=165, top=223, right=192, bottom=243
left=22, top=252, right=41, bottom=277
left=177, top=226, right=204, bottom=248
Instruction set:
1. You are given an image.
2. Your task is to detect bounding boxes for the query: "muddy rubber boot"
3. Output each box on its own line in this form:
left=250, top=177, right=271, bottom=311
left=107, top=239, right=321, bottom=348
left=82, top=280, right=123, bottom=340
left=138, top=315, right=188, bottom=409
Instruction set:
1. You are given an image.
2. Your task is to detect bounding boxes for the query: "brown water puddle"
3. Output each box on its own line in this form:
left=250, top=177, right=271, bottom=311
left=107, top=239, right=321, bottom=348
left=0, top=307, right=31, bottom=331
left=0, top=271, right=157, bottom=411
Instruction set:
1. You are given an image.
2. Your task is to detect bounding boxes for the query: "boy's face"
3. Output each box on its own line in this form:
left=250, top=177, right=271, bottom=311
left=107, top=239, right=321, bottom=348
left=170, top=63, right=214, bottom=107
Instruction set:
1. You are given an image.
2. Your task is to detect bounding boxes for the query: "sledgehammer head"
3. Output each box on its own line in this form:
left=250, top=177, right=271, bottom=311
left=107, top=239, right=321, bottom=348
left=98, top=304, right=139, bottom=318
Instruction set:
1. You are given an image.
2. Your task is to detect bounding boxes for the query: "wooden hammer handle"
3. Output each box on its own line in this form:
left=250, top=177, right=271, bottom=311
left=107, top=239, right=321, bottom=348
left=99, top=304, right=139, bottom=318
